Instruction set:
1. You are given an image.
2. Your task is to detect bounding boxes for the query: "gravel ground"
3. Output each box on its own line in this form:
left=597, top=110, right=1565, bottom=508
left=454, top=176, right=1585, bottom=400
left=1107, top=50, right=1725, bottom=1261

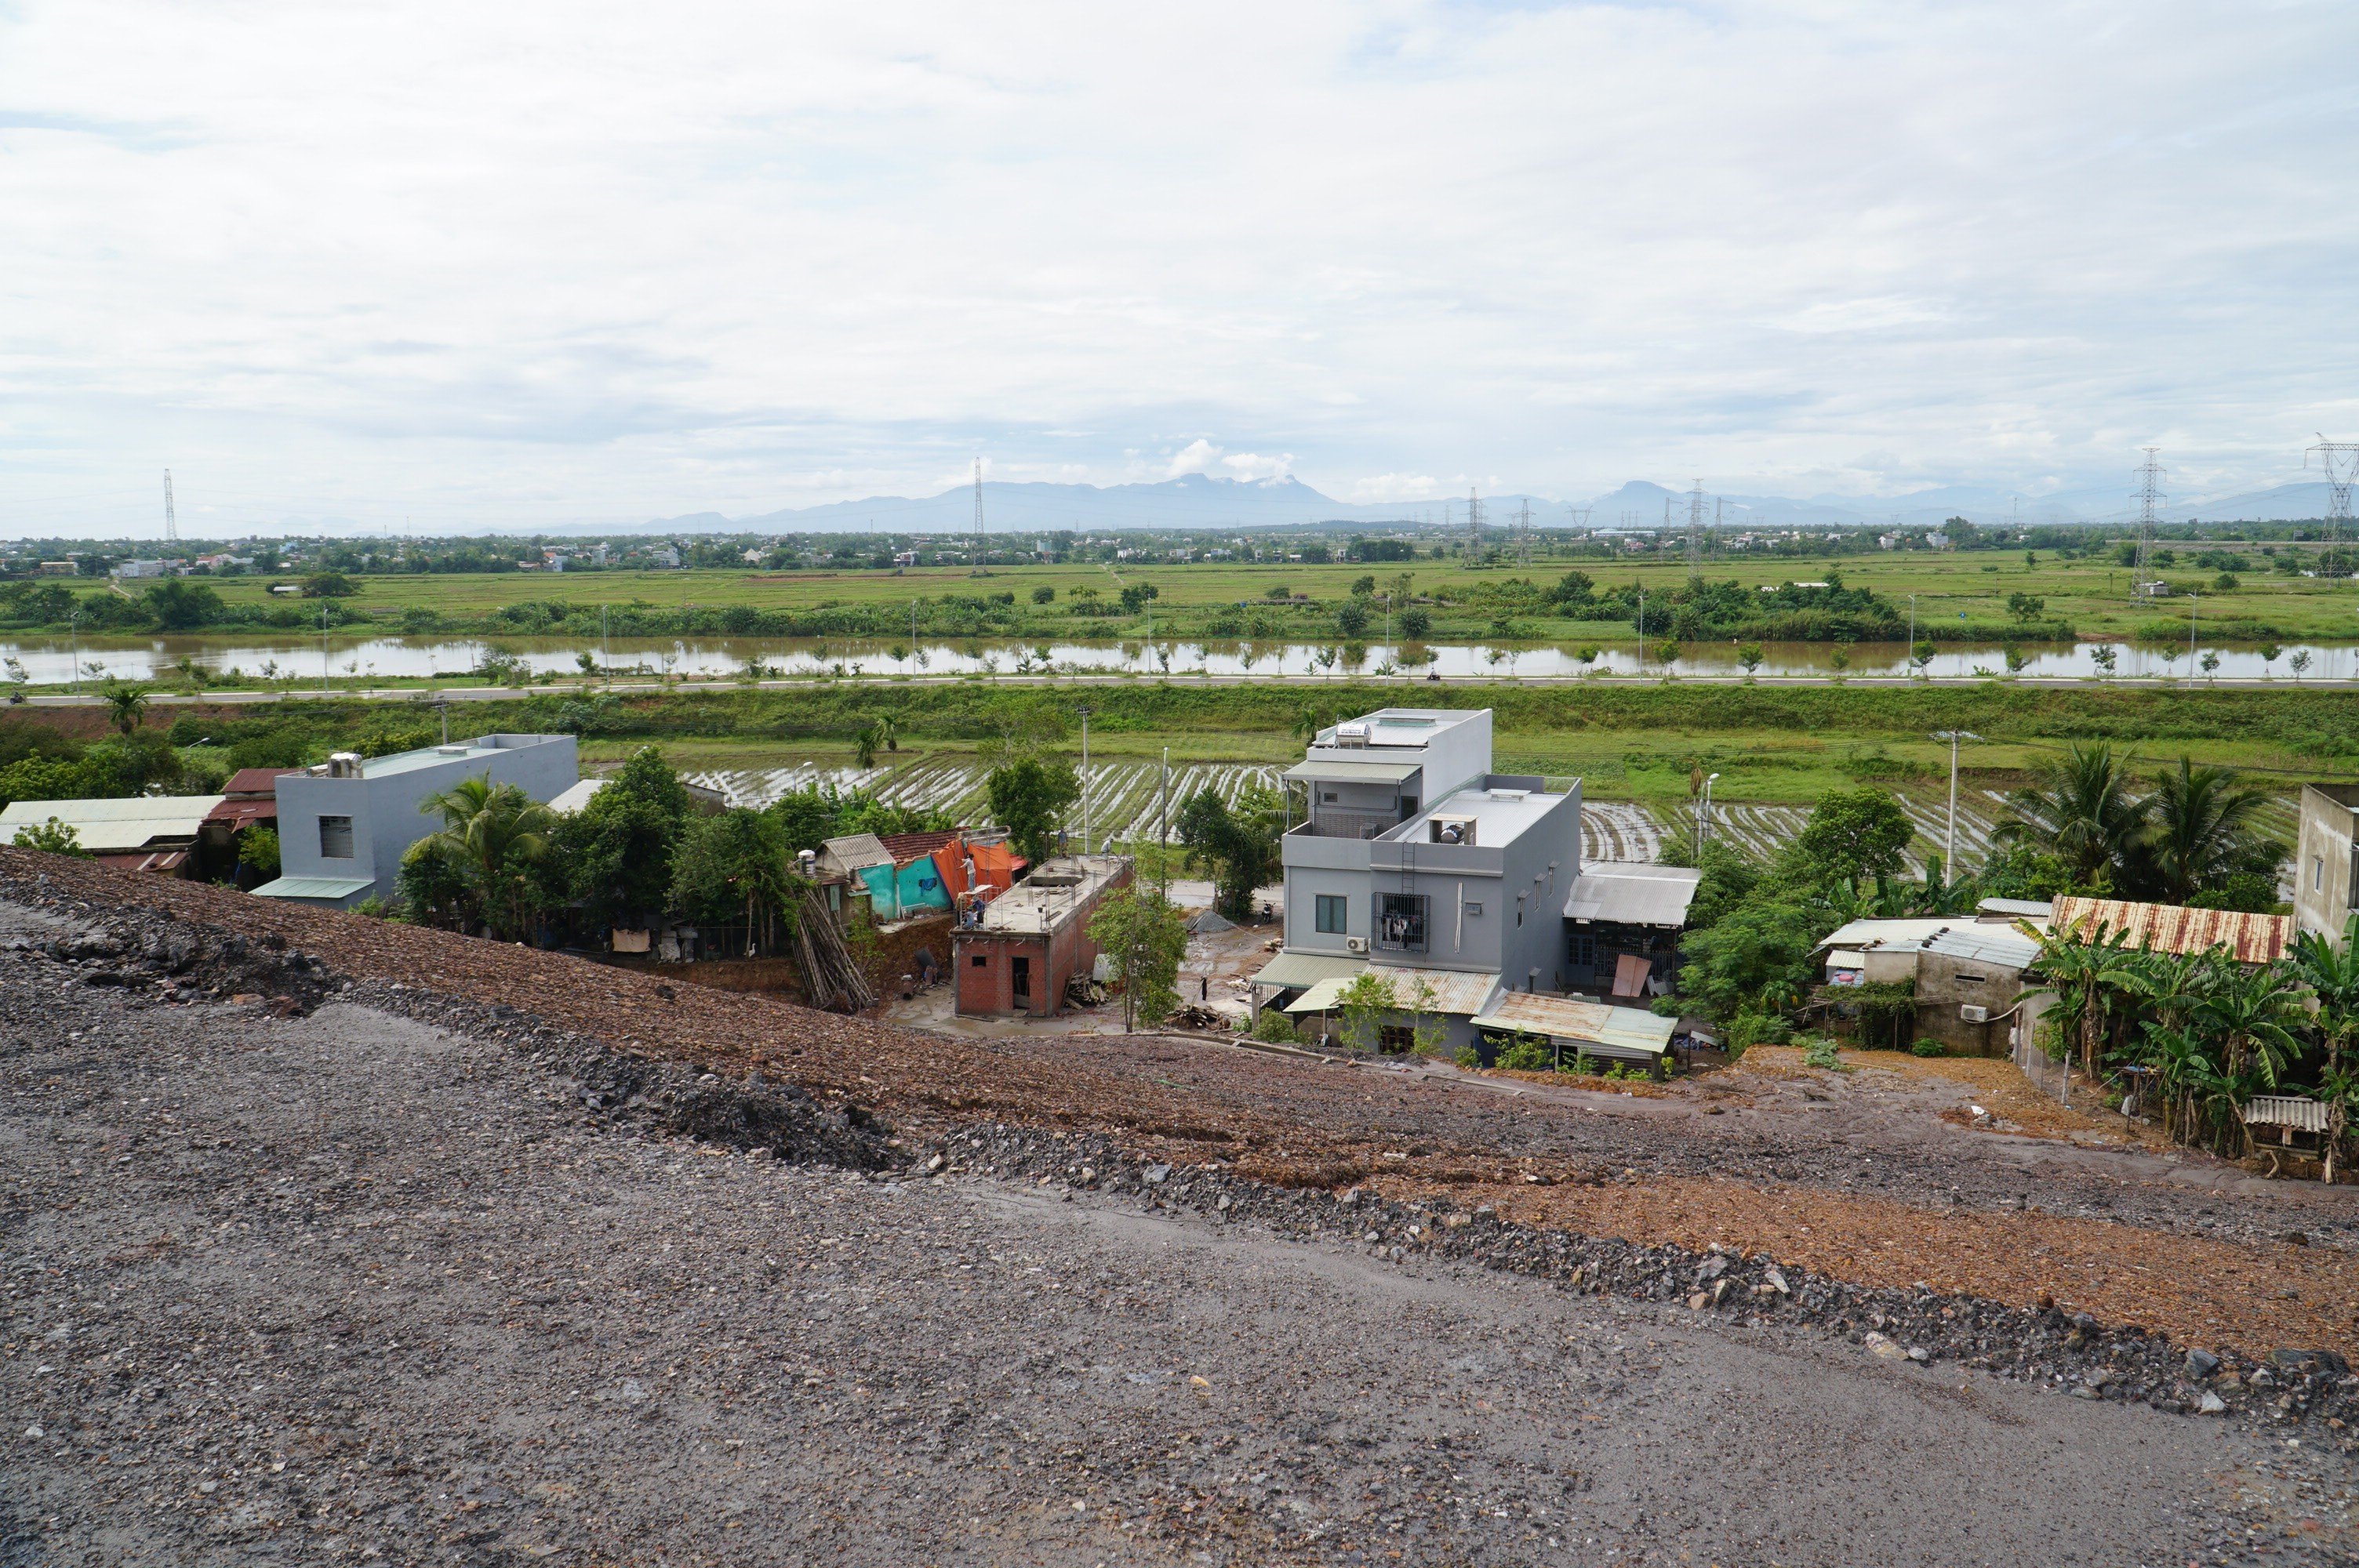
left=8, top=932, right=2359, bottom=1568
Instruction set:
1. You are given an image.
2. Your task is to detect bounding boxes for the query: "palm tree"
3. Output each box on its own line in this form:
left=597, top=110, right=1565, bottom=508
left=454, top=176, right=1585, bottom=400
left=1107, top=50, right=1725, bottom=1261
left=2016, top=916, right=2143, bottom=1077
left=2139, top=757, right=2281, bottom=905
left=2194, top=961, right=2306, bottom=1143
left=101, top=681, right=152, bottom=736
left=1997, top=742, right=2145, bottom=890
left=420, top=777, right=555, bottom=938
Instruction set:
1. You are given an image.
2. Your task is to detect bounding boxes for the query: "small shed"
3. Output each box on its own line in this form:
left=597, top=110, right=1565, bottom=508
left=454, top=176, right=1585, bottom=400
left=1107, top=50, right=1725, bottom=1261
left=1468, top=992, right=1677, bottom=1073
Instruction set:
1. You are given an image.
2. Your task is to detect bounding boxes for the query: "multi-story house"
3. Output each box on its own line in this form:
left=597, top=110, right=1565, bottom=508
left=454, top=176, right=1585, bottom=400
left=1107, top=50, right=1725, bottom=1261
left=1252, top=708, right=1581, bottom=1053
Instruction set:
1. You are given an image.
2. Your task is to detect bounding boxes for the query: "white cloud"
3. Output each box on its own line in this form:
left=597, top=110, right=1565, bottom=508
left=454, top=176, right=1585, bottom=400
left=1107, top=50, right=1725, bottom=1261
left=0, top=0, right=2354, bottom=534
left=1161, top=440, right=1294, bottom=483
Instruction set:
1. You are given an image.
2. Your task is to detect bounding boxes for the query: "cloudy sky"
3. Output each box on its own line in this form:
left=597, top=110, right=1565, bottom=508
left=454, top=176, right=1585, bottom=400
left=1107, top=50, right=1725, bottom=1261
left=2, top=0, right=2355, bottom=535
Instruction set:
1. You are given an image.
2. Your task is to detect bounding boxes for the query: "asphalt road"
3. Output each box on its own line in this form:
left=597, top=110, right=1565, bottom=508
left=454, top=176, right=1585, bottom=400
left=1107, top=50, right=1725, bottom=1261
left=5, top=923, right=2354, bottom=1566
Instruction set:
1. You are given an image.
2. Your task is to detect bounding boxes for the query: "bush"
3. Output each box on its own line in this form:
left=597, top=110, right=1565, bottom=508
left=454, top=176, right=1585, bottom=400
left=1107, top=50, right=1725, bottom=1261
left=1496, top=1033, right=1552, bottom=1072
left=1399, top=608, right=1432, bottom=639
left=1250, top=1008, right=1303, bottom=1045
left=1801, top=1036, right=1842, bottom=1069
left=1910, top=1036, right=1946, bottom=1058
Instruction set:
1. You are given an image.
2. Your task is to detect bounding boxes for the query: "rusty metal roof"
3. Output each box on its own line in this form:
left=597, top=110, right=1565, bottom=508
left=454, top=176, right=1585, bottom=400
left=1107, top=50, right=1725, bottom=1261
left=2049, top=895, right=2292, bottom=965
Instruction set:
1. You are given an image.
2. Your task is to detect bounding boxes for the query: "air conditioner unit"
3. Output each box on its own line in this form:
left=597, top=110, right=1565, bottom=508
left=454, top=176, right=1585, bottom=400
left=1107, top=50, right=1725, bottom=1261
left=1345, top=935, right=1369, bottom=953
left=1959, top=1004, right=1990, bottom=1023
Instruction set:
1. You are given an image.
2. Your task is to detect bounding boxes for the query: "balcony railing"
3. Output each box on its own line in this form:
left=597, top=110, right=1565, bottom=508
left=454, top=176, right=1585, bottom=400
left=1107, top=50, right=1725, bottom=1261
left=1299, top=808, right=1399, bottom=840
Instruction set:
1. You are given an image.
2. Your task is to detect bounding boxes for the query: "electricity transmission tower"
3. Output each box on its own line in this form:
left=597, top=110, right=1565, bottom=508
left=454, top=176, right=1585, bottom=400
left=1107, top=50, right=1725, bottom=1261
left=1510, top=499, right=1534, bottom=568
left=2308, top=434, right=2359, bottom=559
left=162, top=470, right=176, bottom=543
left=1465, top=487, right=1483, bottom=565
left=972, top=458, right=985, bottom=539
left=1685, top=479, right=1706, bottom=572
left=1567, top=504, right=1594, bottom=531
left=2132, top=448, right=2165, bottom=601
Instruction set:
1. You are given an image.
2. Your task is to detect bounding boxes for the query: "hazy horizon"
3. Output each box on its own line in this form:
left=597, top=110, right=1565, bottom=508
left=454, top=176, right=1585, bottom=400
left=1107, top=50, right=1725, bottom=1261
left=4, top=1, right=2356, bottom=539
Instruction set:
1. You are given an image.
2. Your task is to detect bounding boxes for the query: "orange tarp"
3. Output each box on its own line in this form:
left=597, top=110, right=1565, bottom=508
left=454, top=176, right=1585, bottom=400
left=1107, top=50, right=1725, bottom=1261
left=932, top=837, right=1020, bottom=902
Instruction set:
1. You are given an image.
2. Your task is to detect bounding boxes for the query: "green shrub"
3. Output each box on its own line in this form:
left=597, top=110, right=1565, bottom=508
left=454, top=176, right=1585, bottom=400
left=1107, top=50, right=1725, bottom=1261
left=1452, top=1044, right=1479, bottom=1069
left=1801, top=1036, right=1842, bottom=1070
left=1250, top=1008, right=1303, bottom=1045
left=1496, top=1032, right=1552, bottom=1072
left=1910, top=1036, right=1946, bottom=1058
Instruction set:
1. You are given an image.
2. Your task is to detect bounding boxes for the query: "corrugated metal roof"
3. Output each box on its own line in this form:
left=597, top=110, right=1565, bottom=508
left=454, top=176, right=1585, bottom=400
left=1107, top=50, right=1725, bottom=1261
left=1249, top=950, right=1367, bottom=991
left=1282, top=965, right=1500, bottom=1017
left=820, top=833, right=894, bottom=873
left=1815, top=916, right=1973, bottom=953
left=0, top=795, right=225, bottom=853
left=222, top=767, right=297, bottom=797
left=1976, top=897, right=2054, bottom=919
left=250, top=875, right=375, bottom=900
left=1921, top=927, right=2041, bottom=971
left=2051, top=895, right=2292, bottom=965
left=1281, top=758, right=1423, bottom=785
left=1470, top=993, right=1677, bottom=1060
left=1369, top=964, right=1502, bottom=1015
left=1564, top=863, right=1702, bottom=926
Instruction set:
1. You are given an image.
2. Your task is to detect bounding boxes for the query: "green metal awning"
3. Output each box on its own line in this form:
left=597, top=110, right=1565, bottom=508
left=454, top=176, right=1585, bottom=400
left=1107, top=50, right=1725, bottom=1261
left=1249, top=950, right=1367, bottom=991
left=250, top=876, right=375, bottom=901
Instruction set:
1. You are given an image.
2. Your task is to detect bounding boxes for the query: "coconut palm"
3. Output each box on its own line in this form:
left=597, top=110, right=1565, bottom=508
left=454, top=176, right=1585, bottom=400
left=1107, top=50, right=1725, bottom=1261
left=2139, top=757, right=2281, bottom=905
left=100, top=681, right=152, bottom=736
left=420, top=776, right=555, bottom=938
left=1997, top=742, right=2145, bottom=889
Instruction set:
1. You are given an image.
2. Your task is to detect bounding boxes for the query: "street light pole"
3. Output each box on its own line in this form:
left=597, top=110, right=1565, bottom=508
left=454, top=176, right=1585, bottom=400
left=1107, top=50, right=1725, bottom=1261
left=1076, top=706, right=1093, bottom=854
left=2187, top=592, right=2198, bottom=678
left=1696, top=772, right=1720, bottom=855
left=1931, top=730, right=1981, bottom=886
left=1907, top=594, right=1917, bottom=673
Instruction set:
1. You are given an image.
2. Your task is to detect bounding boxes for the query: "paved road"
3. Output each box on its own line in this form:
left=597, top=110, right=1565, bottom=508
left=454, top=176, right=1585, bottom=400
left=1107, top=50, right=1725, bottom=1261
left=4, top=931, right=2351, bottom=1565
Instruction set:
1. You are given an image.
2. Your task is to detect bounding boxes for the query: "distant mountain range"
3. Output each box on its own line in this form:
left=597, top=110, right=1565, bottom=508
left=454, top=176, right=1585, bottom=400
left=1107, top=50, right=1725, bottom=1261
left=264, top=472, right=2350, bottom=540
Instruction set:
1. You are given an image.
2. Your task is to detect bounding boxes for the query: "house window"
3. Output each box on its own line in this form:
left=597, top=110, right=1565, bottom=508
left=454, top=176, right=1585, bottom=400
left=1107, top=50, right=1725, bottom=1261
left=1321, top=791, right=1338, bottom=803
left=1314, top=894, right=1348, bottom=934
left=2317, top=856, right=2327, bottom=892
left=1463, top=901, right=1482, bottom=916
left=318, top=815, right=354, bottom=858
left=1570, top=933, right=1596, bottom=966
left=971, top=954, right=988, bottom=967
left=1956, top=973, right=1987, bottom=984
left=1379, top=1025, right=1416, bottom=1053
left=1376, top=892, right=1427, bottom=952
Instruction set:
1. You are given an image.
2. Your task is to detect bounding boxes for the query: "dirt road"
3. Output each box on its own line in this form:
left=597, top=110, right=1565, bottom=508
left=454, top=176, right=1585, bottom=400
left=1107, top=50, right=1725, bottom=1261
left=6, top=945, right=2354, bottom=1566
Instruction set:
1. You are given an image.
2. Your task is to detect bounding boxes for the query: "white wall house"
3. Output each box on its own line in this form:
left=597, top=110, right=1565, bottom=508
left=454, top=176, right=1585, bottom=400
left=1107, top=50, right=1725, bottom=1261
left=256, top=734, right=577, bottom=909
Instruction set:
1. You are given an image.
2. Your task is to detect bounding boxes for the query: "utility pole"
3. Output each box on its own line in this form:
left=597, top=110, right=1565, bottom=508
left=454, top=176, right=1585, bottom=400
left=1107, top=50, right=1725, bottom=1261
left=322, top=601, right=332, bottom=697
left=2188, top=591, right=2199, bottom=677
left=1635, top=589, right=1645, bottom=674
left=1931, top=730, right=1981, bottom=886
left=1907, top=593, right=1917, bottom=670
left=1686, top=479, right=1705, bottom=573
left=162, top=470, right=177, bottom=543
left=1158, top=746, right=1171, bottom=896
left=1076, top=706, right=1092, bottom=853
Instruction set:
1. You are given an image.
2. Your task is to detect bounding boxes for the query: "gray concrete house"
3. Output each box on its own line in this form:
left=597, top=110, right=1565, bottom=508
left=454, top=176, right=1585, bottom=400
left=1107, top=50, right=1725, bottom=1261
left=2295, top=782, right=2359, bottom=947
left=254, top=734, right=577, bottom=909
left=1254, top=708, right=1581, bottom=1054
